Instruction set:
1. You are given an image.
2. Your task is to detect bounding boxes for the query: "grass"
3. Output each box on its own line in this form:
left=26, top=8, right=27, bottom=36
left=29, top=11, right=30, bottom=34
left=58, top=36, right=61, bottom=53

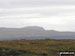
left=0, top=39, right=74, bottom=56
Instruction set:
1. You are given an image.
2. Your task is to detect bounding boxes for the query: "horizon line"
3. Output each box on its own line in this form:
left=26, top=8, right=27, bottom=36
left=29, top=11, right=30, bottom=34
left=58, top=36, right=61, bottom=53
left=0, top=26, right=74, bottom=32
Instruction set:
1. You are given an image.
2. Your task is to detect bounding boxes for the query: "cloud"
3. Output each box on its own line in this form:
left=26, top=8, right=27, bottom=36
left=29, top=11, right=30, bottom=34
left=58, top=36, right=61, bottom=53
left=0, top=5, right=75, bottom=17
left=0, top=0, right=75, bottom=8
left=0, top=0, right=75, bottom=31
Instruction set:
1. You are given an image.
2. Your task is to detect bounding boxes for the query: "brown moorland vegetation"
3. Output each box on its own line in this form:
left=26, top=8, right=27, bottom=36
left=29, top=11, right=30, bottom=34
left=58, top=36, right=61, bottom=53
left=0, top=39, right=74, bottom=56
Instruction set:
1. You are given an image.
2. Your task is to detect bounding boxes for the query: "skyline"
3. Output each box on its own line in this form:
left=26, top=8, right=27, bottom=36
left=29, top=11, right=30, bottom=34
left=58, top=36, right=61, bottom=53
left=0, top=0, right=75, bottom=31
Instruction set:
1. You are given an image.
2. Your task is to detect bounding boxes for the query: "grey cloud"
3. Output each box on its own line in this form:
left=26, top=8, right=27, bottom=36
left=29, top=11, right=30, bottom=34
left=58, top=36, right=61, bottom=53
left=0, top=6, right=75, bottom=17
left=0, top=0, right=75, bottom=8
left=0, top=0, right=75, bottom=31
left=0, top=0, right=75, bottom=18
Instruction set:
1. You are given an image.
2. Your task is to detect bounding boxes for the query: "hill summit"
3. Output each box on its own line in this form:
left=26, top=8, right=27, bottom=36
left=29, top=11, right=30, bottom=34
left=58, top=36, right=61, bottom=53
left=22, top=26, right=45, bottom=31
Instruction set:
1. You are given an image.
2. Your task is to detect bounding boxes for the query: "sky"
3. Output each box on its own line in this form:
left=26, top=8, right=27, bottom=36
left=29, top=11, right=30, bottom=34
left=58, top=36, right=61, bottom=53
left=0, top=0, right=75, bottom=31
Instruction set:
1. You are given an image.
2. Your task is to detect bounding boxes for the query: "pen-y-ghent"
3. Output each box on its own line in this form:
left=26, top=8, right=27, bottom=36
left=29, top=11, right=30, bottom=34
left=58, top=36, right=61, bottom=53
left=0, top=0, right=75, bottom=56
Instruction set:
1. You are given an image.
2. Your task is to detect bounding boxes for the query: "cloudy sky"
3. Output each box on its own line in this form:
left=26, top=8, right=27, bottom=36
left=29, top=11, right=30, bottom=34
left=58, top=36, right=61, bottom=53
left=0, top=0, right=75, bottom=31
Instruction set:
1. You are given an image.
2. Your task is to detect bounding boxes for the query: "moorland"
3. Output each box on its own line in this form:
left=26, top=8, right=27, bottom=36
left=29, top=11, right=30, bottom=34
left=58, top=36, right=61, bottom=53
left=0, top=39, right=74, bottom=56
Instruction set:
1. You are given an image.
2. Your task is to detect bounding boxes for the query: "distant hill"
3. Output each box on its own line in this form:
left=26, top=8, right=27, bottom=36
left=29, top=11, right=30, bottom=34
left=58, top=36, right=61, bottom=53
left=0, top=26, right=75, bottom=40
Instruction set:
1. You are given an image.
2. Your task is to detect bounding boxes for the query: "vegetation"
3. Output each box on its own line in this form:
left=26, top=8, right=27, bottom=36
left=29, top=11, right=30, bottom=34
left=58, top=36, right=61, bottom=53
left=0, top=39, right=75, bottom=56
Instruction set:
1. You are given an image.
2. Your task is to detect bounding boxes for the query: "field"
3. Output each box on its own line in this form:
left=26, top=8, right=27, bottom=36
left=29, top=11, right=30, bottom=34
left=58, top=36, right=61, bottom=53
left=0, top=39, right=75, bottom=56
